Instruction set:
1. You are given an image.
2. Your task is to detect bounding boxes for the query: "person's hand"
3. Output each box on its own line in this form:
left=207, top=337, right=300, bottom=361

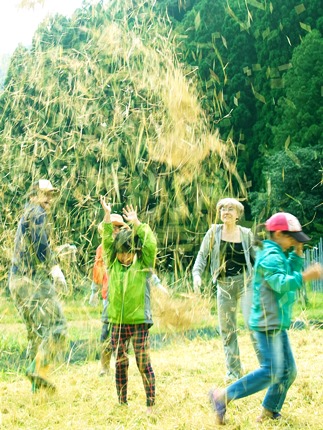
left=150, top=274, right=169, bottom=295
left=193, top=275, right=202, bottom=294
left=100, top=196, right=111, bottom=222
left=294, top=242, right=304, bottom=257
left=89, top=291, right=99, bottom=306
left=122, top=204, right=140, bottom=226
left=303, top=263, right=323, bottom=282
left=51, top=265, right=68, bottom=294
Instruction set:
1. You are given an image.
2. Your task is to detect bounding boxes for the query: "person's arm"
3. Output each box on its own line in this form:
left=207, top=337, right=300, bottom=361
left=122, top=204, right=157, bottom=268
left=136, top=223, right=157, bottom=268
left=302, top=262, right=323, bottom=283
left=100, top=196, right=115, bottom=266
left=89, top=282, right=100, bottom=306
left=30, top=207, right=67, bottom=291
left=150, top=274, right=169, bottom=295
left=92, top=246, right=105, bottom=285
left=287, top=243, right=305, bottom=273
left=261, top=251, right=303, bottom=294
left=30, top=208, right=56, bottom=267
left=248, top=229, right=256, bottom=265
left=101, top=223, right=114, bottom=267
left=89, top=246, right=104, bottom=306
left=287, top=244, right=323, bottom=282
left=192, top=226, right=215, bottom=291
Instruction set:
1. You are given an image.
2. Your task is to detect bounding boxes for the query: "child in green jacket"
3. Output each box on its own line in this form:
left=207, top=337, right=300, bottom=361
left=100, top=196, right=157, bottom=413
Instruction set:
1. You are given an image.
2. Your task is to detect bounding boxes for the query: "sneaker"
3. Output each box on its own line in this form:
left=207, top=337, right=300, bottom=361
left=256, top=408, right=282, bottom=423
left=209, top=388, right=226, bottom=425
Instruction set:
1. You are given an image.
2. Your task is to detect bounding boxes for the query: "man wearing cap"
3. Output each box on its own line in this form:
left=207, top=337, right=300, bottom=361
left=208, top=212, right=323, bottom=425
left=9, top=179, right=67, bottom=393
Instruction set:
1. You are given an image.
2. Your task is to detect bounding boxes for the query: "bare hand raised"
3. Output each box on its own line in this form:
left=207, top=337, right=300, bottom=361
left=100, top=196, right=111, bottom=222
left=122, top=204, right=140, bottom=226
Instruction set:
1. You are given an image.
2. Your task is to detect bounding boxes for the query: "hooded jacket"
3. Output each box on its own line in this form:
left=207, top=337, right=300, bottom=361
left=102, top=222, right=157, bottom=325
left=249, top=240, right=304, bottom=332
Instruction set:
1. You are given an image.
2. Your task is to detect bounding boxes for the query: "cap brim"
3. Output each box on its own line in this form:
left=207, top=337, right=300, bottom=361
left=114, top=224, right=130, bottom=230
left=110, top=214, right=129, bottom=228
left=287, top=231, right=311, bottom=243
left=111, top=221, right=126, bottom=226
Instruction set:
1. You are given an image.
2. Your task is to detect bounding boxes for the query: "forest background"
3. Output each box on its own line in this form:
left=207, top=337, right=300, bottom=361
left=0, top=0, right=322, bottom=287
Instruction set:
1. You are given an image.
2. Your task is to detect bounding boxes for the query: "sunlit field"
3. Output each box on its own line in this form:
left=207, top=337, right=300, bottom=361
left=1, top=292, right=323, bottom=430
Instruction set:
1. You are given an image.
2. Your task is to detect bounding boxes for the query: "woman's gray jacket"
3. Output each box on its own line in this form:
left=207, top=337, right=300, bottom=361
left=192, top=224, right=254, bottom=283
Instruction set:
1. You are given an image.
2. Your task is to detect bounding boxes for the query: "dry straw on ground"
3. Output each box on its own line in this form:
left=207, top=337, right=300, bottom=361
left=1, top=329, right=323, bottom=429
left=152, top=291, right=214, bottom=331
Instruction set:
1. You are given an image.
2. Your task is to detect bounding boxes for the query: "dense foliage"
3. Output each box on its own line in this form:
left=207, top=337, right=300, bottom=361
left=0, top=0, right=243, bottom=284
left=163, top=0, right=322, bottom=235
left=0, top=0, right=322, bottom=284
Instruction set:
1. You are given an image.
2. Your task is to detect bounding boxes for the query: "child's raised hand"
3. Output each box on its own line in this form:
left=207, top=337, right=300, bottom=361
left=100, top=196, right=111, bottom=222
left=122, top=204, right=140, bottom=226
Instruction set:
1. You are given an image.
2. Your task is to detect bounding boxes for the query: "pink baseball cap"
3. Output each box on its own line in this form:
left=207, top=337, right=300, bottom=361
left=265, top=212, right=310, bottom=242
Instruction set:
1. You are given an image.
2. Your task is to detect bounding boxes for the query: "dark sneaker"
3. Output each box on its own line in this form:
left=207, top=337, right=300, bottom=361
left=209, top=388, right=226, bottom=425
left=256, top=408, right=282, bottom=423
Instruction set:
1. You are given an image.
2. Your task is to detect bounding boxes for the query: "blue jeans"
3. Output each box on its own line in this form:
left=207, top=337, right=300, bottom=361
left=226, top=330, right=297, bottom=413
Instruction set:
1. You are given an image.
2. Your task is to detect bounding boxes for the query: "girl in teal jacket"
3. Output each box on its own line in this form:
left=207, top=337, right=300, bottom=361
left=100, top=196, right=157, bottom=413
left=209, top=212, right=323, bottom=425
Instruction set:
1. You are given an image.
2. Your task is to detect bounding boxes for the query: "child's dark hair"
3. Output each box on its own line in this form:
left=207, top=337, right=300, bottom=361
left=112, top=229, right=142, bottom=259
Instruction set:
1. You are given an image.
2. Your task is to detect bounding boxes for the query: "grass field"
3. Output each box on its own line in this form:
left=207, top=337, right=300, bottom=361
left=0, top=290, right=323, bottom=429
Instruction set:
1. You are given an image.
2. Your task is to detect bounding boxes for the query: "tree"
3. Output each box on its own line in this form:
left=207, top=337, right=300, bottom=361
left=273, top=30, right=323, bottom=149
left=250, top=31, right=323, bottom=238
left=0, top=0, right=244, bottom=284
left=250, top=147, right=323, bottom=241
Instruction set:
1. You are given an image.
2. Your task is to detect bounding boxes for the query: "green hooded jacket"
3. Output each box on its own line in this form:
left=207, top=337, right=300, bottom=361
left=102, top=222, right=157, bottom=325
left=249, top=240, right=304, bottom=332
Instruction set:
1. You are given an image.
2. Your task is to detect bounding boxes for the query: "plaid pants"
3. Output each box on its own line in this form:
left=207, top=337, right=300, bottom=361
left=111, top=324, right=155, bottom=407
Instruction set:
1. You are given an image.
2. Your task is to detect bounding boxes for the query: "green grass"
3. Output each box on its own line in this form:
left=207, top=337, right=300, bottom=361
left=293, top=290, right=323, bottom=321
left=1, top=288, right=322, bottom=371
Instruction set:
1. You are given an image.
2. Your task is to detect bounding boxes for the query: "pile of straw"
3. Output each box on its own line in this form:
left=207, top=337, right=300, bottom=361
left=152, top=289, right=213, bottom=331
